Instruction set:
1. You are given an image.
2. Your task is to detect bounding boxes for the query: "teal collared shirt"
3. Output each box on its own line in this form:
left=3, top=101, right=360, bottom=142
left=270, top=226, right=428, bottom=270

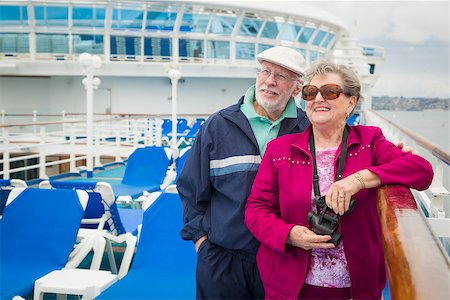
left=240, top=85, right=297, bottom=155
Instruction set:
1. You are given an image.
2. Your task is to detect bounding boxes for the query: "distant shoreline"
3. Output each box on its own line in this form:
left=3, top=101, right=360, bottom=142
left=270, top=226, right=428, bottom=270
left=372, top=96, right=449, bottom=111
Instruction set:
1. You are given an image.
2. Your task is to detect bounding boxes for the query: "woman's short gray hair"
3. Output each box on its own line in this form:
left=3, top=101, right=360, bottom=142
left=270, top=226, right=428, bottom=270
left=305, top=60, right=362, bottom=114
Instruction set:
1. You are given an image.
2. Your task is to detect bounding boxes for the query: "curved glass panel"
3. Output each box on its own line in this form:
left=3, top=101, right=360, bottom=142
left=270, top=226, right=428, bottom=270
left=207, top=41, right=229, bottom=59
left=35, top=6, right=68, bottom=27
left=112, top=9, right=143, bottom=30
left=238, top=18, right=262, bottom=37
left=236, top=42, right=255, bottom=60
left=144, top=37, right=172, bottom=59
left=146, top=11, right=177, bottom=31
left=209, top=15, right=236, bottom=35
left=36, top=33, right=68, bottom=53
left=72, top=7, right=105, bottom=28
left=261, top=21, right=279, bottom=39
left=0, top=33, right=29, bottom=53
left=281, top=24, right=301, bottom=41
left=73, top=35, right=103, bottom=54
left=0, top=5, right=28, bottom=26
left=322, top=33, right=334, bottom=48
left=179, top=39, right=203, bottom=59
left=312, top=30, right=327, bottom=46
left=181, top=13, right=210, bottom=33
left=298, top=27, right=314, bottom=43
left=257, top=44, right=273, bottom=54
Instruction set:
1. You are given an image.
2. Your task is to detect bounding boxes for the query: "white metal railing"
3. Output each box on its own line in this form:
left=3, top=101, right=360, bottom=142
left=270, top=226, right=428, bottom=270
left=0, top=115, right=170, bottom=180
left=363, top=110, right=450, bottom=252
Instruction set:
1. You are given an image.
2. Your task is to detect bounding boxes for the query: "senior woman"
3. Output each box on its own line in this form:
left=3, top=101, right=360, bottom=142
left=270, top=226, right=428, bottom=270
left=244, top=60, right=433, bottom=299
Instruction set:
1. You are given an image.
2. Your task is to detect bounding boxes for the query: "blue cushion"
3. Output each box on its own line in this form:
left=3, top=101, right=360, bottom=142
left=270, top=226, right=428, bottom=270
left=0, top=188, right=83, bottom=299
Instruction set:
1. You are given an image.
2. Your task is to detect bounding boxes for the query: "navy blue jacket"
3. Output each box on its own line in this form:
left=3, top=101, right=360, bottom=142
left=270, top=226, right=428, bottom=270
left=177, top=96, right=309, bottom=255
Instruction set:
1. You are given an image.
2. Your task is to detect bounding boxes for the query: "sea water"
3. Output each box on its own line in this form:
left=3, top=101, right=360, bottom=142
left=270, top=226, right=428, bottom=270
left=375, top=110, right=449, bottom=151
left=375, top=109, right=449, bottom=190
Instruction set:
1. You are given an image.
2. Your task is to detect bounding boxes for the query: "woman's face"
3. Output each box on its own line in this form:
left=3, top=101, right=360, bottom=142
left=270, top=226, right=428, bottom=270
left=305, top=73, right=356, bottom=129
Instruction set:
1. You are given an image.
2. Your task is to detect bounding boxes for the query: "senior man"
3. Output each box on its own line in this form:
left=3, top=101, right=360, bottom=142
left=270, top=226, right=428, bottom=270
left=177, top=46, right=310, bottom=299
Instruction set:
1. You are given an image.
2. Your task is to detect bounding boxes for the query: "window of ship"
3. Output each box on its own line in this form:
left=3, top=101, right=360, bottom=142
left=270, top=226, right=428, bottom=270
left=112, top=8, right=143, bottom=30
left=238, top=17, right=263, bottom=37
left=322, top=32, right=335, bottom=48
left=181, top=13, right=210, bottom=33
left=0, top=5, right=28, bottom=26
left=73, top=35, right=104, bottom=54
left=236, top=42, right=255, bottom=60
left=146, top=11, right=177, bottom=31
left=207, top=40, right=229, bottom=59
left=310, top=50, right=318, bottom=62
left=144, top=37, right=172, bottom=60
left=34, top=6, right=68, bottom=27
left=208, top=15, right=236, bottom=35
left=280, top=23, right=301, bottom=42
left=260, top=20, right=280, bottom=39
left=36, top=33, right=68, bottom=54
left=110, top=36, right=142, bottom=59
left=298, top=26, right=315, bottom=44
left=312, top=30, right=327, bottom=46
left=0, top=33, right=29, bottom=54
left=179, top=39, right=204, bottom=59
left=257, top=44, right=273, bottom=54
left=72, top=6, right=105, bottom=28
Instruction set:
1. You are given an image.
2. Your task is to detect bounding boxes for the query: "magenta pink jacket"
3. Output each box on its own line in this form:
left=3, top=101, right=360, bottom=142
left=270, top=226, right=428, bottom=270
left=245, top=125, right=433, bottom=299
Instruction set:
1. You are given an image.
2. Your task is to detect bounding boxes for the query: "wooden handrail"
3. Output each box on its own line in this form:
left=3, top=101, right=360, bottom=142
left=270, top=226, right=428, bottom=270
left=377, top=185, right=450, bottom=299
left=369, top=110, right=450, bottom=165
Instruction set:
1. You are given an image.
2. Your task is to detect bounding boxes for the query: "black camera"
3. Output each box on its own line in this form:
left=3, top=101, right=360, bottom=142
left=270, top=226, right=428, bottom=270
left=307, top=196, right=355, bottom=246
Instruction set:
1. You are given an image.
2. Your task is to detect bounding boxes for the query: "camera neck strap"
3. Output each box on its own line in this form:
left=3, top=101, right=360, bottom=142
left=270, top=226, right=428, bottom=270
left=309, top=126, right=349, bottom=198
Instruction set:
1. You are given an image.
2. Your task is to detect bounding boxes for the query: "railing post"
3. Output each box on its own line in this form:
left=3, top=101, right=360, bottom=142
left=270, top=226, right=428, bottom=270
left=115, top=122, right=122, bottom=162
left=69, top=123, right=77, bottom=173
left=33, top=109, right=38, bottom=133
left=39, top=125, right=48, bottom=179
left=1, top=110, right=5, bottom=124
left=94, top=125, right=102, bottom=168
left=132, top=119, right=138, bottom=148
left=2, top=127, right=10, bottom=179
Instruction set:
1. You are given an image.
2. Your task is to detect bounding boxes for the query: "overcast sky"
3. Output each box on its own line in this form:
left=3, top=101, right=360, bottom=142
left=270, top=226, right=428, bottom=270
left=304, top=0, right=449, bottom=98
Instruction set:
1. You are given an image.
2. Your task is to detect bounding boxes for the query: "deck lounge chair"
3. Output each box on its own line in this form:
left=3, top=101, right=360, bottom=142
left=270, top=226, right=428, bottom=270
left=0, top=188, right=88, bottom=299
left=111, top=146, right=172, bottom=199
left=0, top=178, right=27, bottom=216
left=97, top=192, right=197, bottom=299
left=40, top=180, right=143, bottom=271
left=177, top=118, right=205, bottom=146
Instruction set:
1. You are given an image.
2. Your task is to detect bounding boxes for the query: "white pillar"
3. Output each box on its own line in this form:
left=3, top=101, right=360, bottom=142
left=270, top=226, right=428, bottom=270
left=79, top=53, right=102, bottom=178
left=168, top=69, right=181, bottom=161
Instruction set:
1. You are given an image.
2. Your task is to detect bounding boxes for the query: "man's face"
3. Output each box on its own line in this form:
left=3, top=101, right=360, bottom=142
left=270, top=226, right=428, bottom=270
left=255, top=61, right=301, bottom=116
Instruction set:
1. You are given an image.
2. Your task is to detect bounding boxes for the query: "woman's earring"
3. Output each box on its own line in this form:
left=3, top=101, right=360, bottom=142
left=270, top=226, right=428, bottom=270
left=345, top=112, right=350, bottom=119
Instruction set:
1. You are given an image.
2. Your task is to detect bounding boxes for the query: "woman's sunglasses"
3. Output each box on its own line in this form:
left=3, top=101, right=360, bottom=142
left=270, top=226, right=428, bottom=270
left=301, top=84, right=350, bottom=101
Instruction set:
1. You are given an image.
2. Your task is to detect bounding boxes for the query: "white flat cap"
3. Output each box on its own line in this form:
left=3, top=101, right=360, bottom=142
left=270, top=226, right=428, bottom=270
left=256, top=46, right=306, bottom=76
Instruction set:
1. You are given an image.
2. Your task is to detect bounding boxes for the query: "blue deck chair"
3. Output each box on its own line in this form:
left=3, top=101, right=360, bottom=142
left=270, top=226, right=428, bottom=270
left=97, top=192, right=197, bottom=299
left=0, top=188, right=87, bottom=299
left=347, top=113, right=360, bottom=126
left=41, top=180, right=144, bottom=271
left=0, top=179, right=27, bottom=216
left=112, top=146, right=171, bottom=199
left=177, top=118, right=205, bottom=147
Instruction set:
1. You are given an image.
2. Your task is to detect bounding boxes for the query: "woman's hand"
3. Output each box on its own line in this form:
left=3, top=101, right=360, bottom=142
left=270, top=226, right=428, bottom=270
left=326, top=169, right=381, bottom=215
left=287, top=225, right=335, bottom=250
left=325, top=174, right=361, bottom=215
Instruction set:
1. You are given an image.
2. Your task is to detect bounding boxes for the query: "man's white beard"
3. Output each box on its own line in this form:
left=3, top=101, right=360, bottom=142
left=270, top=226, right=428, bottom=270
left=255, top=96, right=286, bottom=114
